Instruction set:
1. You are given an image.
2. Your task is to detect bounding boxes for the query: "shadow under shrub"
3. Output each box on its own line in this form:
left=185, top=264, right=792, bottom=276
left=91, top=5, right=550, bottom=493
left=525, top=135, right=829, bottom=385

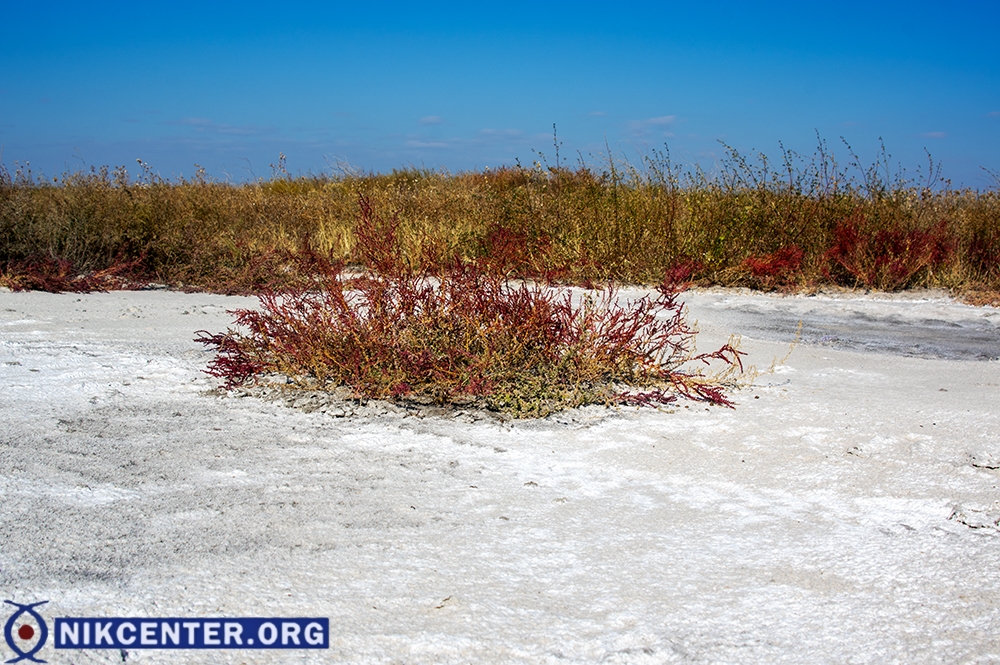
left=197, top=196, right=744, bottom=417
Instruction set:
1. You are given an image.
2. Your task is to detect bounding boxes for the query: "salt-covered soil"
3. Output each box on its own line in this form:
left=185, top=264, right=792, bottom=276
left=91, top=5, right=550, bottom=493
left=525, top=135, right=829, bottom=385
left=1, top=287, right=999, bottom=664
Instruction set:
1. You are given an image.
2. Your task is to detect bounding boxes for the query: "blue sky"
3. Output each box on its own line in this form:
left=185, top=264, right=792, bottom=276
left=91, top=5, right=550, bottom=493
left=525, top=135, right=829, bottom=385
left=2, top=1, right=998, bottom=186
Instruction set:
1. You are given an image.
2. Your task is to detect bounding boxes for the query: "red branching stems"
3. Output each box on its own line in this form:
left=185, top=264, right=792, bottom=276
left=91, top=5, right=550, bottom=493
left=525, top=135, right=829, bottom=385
left=197, top=195, right=744, bottom=416
left=823, top=210, right=954, bottom=290
left=0, top=252, right=148, bottom=293
left=741, top=246, right=804, bottom=290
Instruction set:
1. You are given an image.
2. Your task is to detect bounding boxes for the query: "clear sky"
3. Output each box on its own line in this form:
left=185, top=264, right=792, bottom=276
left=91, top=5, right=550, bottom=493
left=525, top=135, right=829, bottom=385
left=2, top=1, right=998, bottom=186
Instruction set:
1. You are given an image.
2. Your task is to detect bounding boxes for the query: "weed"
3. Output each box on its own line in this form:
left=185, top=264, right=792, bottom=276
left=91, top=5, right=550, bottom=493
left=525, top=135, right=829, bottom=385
left=739, top=245, right=804, bottom=290
left=0, top=252, right=147, bottom=293
left=196, top=196, right=744, bottom=417
left=823, top=211, right=953, bottom=290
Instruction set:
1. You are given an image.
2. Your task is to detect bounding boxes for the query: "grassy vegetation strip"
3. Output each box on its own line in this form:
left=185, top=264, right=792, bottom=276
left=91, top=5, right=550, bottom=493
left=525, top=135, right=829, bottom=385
left=1, top=144, right=998, bottom=299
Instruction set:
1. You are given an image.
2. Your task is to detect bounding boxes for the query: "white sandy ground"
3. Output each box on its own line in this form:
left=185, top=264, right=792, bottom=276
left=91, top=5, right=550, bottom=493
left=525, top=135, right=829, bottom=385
left=1, top=287, right=999, bottom=664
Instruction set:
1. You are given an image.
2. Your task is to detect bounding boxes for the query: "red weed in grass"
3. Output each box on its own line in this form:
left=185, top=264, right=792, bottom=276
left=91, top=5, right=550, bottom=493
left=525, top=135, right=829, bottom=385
left=741, top=245, right=804, bottom=290
left=477, top=224, right=576, bottom=284
left=173, top=235, right=344, bottom=295
left=824, top=211, right=954, bottom=291
left=0, top=253, right=148, bottom=293
left=196, top=195, right=744, bottom=417
left=475, top=222, right=603, bottom=286
left=661, top=258, right=703, bottom=290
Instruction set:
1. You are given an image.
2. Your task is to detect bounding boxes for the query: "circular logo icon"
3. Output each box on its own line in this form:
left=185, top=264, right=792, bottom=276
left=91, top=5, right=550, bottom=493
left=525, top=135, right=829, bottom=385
left=3, top=600, right=48, bottom=664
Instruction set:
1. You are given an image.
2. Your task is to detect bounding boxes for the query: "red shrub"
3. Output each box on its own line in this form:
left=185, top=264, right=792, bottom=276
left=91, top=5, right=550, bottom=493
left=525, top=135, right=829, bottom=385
left=476, top=224, right=569, bottom=282
left=740, top=246, right=803, bottom=289
left=176, top=237, right=344, bottom=295
left=0, top=253, right=148, bottom=293
left=824, top=211, right=954, bottom=290
left=662, top=259, right=703, bottom=290
left=196, top=195, right=744, bottom=417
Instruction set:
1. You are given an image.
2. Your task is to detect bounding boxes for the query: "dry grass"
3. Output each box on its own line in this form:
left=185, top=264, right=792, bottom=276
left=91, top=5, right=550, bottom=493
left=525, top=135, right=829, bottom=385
left=1, top=142, right=997, bottom=298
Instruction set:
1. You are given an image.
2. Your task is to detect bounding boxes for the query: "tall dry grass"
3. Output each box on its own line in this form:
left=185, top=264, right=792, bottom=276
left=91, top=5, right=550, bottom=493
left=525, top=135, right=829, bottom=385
left=1, top=143, right=998, bottom=299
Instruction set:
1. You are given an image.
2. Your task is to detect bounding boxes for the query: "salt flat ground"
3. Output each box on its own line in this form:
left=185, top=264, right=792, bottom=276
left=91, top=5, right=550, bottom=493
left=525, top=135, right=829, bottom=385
left=1, top=287, right=999, bottom=664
